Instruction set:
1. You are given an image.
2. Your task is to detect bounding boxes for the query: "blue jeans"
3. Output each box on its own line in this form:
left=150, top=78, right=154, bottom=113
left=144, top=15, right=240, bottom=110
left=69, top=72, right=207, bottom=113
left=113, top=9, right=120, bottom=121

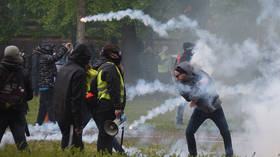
left=186, top=108, right=233, bottom=156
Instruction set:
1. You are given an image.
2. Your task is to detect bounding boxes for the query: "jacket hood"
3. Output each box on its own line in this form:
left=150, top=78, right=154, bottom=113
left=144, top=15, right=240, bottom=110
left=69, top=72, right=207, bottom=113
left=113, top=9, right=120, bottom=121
left=92, top=56, right=109, bottom=70
left=1, top=59, right=22, bottom=71
left=176, top=61, right=194, bottom=75
left=68, top=44, right=91, bottom=67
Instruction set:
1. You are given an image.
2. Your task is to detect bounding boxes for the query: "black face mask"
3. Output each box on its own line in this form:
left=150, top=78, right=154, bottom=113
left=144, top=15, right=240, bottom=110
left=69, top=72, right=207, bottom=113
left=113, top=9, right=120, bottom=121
left=112, top=55, right=122, bottom=65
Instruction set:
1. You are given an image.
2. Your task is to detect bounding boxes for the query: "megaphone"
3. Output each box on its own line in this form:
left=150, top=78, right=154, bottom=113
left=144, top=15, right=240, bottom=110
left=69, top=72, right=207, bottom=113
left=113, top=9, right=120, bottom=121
left=104, top=114, right=126, bottom=136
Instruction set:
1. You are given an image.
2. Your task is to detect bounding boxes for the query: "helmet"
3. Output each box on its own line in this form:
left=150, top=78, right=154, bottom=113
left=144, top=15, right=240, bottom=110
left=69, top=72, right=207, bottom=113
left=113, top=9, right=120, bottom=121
left=183, top=42, right=194, bottom=52
left=4, top=45, right=23, bottom=63
left=101, top=44, right=122, bottom=65
left=101, top=44, right=121, bottom=57
left=39, top=42, right=55, bottom=54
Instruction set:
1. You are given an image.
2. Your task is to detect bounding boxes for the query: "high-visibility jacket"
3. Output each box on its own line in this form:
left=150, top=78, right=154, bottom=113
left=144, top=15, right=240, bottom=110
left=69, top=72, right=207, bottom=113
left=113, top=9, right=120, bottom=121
left=86, top=68, right=98, bottom=92
left=158, top=51, right=170, bottom=73
left=97, top=62, right=125, bottom=106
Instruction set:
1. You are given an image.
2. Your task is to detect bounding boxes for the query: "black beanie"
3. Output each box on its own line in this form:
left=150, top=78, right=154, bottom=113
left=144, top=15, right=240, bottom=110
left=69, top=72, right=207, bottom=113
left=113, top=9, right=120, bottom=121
left=69, top=44, right=91, bottom=66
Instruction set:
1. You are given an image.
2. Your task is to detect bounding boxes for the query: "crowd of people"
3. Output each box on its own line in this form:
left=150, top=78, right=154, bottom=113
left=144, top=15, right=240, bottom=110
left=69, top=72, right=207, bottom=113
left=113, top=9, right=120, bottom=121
left=0, top=41, right=233, bottom=156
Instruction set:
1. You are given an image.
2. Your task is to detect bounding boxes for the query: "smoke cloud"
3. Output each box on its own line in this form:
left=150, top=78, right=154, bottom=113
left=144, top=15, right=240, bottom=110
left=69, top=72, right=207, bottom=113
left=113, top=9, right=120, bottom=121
left=189, top=1, right=280, bottom=156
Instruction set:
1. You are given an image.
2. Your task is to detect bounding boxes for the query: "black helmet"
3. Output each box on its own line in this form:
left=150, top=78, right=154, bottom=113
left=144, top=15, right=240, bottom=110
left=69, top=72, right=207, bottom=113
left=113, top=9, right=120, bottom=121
left=183, top=42, right=194, bottom=52
left=101, top=44, right=122, bottom=65
left=39, top=42, right=55, bottom=54
left=101, top=44, right=121, bottom=57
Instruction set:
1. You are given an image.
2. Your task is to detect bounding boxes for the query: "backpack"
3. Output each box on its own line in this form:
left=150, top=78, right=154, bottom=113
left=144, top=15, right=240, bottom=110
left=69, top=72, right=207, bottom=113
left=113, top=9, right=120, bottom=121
left=0, top=71, right=25, bottom=110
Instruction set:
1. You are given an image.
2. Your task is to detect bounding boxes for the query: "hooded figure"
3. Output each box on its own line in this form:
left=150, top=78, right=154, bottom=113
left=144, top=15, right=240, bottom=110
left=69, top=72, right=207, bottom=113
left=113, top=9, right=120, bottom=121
left=0, top=45, right=33, bottom=150
left=174, top=61, right=233, bottom=156
left=53, top=43, right=91, bottom=150
left=36, top=42, right=69, bottom=125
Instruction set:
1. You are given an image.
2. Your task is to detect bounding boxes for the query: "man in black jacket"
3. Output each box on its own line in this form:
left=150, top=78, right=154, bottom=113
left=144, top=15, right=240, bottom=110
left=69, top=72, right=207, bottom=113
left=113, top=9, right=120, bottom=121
left=53, top=43, right=91, bottom=150
left=36, top=42, right=70, bottom=125
left=91, top=44, right=126, bottom=154
left=0, top=46, right=33, bottom=150
left=174, top=61, right=233, bottom=157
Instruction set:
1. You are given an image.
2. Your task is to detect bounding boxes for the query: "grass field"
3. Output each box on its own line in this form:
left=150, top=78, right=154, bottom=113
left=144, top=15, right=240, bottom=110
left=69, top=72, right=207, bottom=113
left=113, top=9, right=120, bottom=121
left=0, top=93, right=238, bottom=157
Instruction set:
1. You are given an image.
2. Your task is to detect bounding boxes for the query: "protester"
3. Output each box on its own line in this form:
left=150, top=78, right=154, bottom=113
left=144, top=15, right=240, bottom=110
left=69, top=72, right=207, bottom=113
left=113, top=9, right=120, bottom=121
left=87, top=50, right=126, bottom=154
left=35, top=42, right=70, bottom=125
left=0, top=46, right=33, bottom=150
left=90, top=44, right=126, bottom=154
left=53, top=43, right=90, bottom=150
left=175, top=42, right=195, bottom=125
left=138, top=44, right=158, bottom=82
left=174, top=61, right=233, bottom=157
left=157, top=45, right=171, bottom=83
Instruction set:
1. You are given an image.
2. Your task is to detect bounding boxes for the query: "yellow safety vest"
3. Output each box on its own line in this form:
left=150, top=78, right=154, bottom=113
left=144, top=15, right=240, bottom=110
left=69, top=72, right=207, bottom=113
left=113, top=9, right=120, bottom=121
left=86, top=68, right=98, bottom=92
left=158, top=51, right=170, bottom=73
left=97, top=62, right=125, bottom=103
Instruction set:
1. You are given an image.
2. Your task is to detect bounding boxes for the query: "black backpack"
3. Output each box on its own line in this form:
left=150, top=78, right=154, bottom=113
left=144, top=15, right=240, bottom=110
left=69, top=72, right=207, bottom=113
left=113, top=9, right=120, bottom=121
left=0, top=70, right=26, bottom=110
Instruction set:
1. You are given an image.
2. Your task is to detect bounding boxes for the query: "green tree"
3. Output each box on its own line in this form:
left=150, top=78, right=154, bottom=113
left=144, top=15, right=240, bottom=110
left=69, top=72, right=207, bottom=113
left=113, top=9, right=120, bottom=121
left=0, top=0, right=27, bottom=43
left=25, top=0, right=77, bottom=40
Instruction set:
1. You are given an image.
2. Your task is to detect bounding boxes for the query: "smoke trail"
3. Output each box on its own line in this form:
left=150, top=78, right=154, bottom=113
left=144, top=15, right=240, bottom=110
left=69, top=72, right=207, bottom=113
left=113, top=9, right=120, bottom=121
left=126, top=79, right=176, bottom=100
left=128, top=97, right=184, bottom=129
left=81, top=9, right=198, bottom=37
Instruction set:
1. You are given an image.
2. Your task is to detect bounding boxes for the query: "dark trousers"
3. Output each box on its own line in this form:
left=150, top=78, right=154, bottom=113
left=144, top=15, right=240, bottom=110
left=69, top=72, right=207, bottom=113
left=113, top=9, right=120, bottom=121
left=36, top=88, right=55, bottom=125
left=94, top=110, right=115, bottom=154
left=92, top=110, right=125, bottom=153
left=113, top=137, right=125, bottom=153
left=186, top=108, right=233, bottom=156
left=58, top=122, right=84, bottom=150
left=0, top=110, right=28, bottom=150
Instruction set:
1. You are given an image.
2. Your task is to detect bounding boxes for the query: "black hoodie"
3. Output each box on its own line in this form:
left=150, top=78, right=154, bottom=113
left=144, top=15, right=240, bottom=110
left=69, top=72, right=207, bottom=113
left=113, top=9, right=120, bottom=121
left=53, top=44, right=91, bottom=128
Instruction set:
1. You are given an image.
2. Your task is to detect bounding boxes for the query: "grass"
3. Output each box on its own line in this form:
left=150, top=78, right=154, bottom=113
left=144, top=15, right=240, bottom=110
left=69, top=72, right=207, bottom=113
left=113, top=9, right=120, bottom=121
left=26, top=96, right=39, bottom=124
left=1, top=93, right=244, bottom=156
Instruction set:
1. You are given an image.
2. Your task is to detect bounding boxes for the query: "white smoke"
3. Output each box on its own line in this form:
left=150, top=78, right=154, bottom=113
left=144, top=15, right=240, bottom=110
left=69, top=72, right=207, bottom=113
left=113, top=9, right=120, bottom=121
left=0, top=120, right=99, bottom=145
left=165, top=139, right=188, bottom=157
left=0, top=121, right=146, bottom=156
left=81, top=7, right=280, bottom=156
left=128, top=97, right=184, bottom=129
left=126, top=79, right=176, bottom=100
left=82, top=9, right=198, bottom=37
left=186, top=1, right=280, bottom=156
left=257, top=0, right=280, bottom=24
left=192, top=38, right=261, bottom=78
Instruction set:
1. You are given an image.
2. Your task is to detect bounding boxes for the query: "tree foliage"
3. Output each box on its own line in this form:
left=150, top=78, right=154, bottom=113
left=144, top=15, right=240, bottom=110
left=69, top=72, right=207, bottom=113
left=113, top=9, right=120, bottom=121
left=0, top=0, right=258, bottom=42
left=0, top=0, right=27, bottom=42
